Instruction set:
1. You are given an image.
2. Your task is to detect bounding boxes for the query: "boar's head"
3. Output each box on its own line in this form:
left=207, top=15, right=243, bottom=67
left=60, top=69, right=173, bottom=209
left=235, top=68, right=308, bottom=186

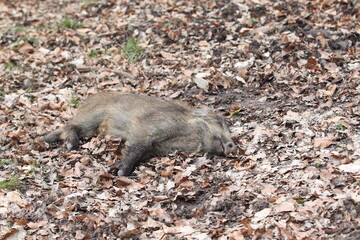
left=191, top=108, right=237, bottom=156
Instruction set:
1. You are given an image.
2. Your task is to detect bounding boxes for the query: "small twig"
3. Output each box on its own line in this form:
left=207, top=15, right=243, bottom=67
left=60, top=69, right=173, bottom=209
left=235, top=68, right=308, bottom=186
left=97, top=31, right=119, bottom=37
left=76, top=65, right=134, bottom=80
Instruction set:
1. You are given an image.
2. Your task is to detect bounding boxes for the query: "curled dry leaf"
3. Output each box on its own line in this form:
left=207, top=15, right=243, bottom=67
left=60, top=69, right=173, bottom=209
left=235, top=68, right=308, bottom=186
left=127, top=182, right=145, bottom=192
left=338, top=160, right=360, bottom=173
left=194, top=77, right=209, bottom=90
left=253, top=208, right=271, bottom=222
left=261, top=184, right=277, bottom=196
left=274, top=201, right=295, bottom=212
left=234, top=58, right=254, bottom=69
left=160, top=51, right=173, bottom=58
left=179, top=180, right=194, bottom=189
left=115, top=177, right=133, bottom=187
left=313, top=137, right=334, bottom=149
left=7, top=191, right=27, bottom=208
left=235, top=158, right=256, bottom=170
left=183, top=69, right=193, bottom=78
left=228, top=230, right=245, bottom=240
left=18, top=42, right=34, bottom=54
left=305, top=57, right=321, bottom=71
left=14, top=218, right=28, bottom=226
left=27, top=220, right=47, bottom=230
left=318, top=84, right=337, bottom=97
left=324, top=62, right=339, bottom=72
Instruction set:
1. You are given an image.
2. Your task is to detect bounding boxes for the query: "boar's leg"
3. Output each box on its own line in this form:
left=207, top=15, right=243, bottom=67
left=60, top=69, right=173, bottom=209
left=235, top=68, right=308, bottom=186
left=41, top=108, right=105, bottom=150
left=109, top=143, right=148, bottom=176
left=62, top=125, right=80, bottom=150
left=40, top=129, right=63, bottom=143
left=40, top=125, right=81, bottom=150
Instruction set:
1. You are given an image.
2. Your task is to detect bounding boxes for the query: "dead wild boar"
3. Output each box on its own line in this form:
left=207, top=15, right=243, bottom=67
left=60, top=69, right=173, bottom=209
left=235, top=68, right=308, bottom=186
left=40, top=93, right=237, bottom=176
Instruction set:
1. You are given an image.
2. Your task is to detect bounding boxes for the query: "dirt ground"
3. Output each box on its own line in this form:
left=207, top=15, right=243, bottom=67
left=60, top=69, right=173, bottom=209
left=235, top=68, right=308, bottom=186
left=0, top=0, right=359, bottom=239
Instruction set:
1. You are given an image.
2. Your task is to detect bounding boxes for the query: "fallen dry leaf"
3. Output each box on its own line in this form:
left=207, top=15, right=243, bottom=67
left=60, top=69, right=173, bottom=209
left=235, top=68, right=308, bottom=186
left=274, top=201, right=295, bottom=212
left=160, top=51, right=173, bottom=58
left=338, top=160, right=360, bottom=173
left=313, top=137, right=334, bottom=149
left=18, top=42, right=34, bottom=54
left=261, top=184, right=277, bottom=196
left=253, top=208, right=271, bottom=222
left=27, top=220, right=48, bottom=230
left=7, top=191, right=27, bottom=208
left=228, top=230, right=245, bottom=240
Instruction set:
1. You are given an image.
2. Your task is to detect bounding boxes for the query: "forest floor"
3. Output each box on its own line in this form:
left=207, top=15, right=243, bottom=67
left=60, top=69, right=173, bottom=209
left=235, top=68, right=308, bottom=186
left=0, top=0, right=359, bottom=239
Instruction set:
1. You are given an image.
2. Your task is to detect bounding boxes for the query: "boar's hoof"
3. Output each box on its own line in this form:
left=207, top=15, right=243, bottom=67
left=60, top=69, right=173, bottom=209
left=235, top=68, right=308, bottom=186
left=66, top=142, right=75, bottom=150
left=117, top=170, right=125, bottom=176
left=109, top=162, right=125, bottom=176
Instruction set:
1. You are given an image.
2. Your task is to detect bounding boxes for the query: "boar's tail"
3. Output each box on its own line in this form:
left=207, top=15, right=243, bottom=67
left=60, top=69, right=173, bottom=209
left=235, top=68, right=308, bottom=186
left=39, top=129, right=63, bottom=143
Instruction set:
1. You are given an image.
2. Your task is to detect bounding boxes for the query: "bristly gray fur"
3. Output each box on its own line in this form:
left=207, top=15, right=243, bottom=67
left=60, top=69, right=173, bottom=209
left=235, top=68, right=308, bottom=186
left=40, top=93, right=237, bottom=176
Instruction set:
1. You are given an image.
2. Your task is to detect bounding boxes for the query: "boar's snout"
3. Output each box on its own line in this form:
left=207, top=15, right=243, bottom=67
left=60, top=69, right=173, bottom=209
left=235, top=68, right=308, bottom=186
left=224, top=141, right=237, bottom=155
left=210, top=135, right=237, bottom=156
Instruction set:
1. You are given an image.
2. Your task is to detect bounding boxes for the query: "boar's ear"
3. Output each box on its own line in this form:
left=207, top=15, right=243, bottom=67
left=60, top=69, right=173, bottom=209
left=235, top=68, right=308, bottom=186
left=191, top=107, right=212, bottom=117
left=211, top=135, right=224, bottom=155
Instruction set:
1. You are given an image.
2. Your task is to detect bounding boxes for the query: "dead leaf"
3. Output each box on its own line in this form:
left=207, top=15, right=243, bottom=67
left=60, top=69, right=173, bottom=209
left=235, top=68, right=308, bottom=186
left=0, top=228, right=20, bottom=240
left=261, top=184, right=277, bottom=196
left=27, top=220, right=47, bottom=230
left=234, top=58, right=254, bottom=69
left=179, top=180, right=194, bottom=189
left=183, top=69, right=193, bottom=78
left=127, top=182, right=145, bottom=192
left=195, top=72, right=211, bottom=78
left=14, top=218, right=28, bottom=226
left=253, top=208, right=271, bottom=222
left=313, top=137, right=334, bottom=148
left=193, top=94, right=207, bottom=101
left=320, top=169, right=334, bottom=182
left=4, top=93, right=17, bottom=108
left=324, top=62, right=339, bottom=72
left=7, top=191, right=27, bottom=208
left=160, top=51, right=173, bottom=58
left=318, top=84, right=337, bottom=97
left=18, top=42, right=34, bottom=54
left=343, top=156, right=352, bottom=164
left=169, top=91, right=182, bottom=99
left=274, top=201, right=295, bottom=212
left=228, top=230, right=244, bottom=240
left=305, top=57, right=321, bottom=71
left=148, top=207, right=165, bottom=218
left=194, top=77, right=209, bottom=89
left=115, top=177, right=133, bottom=187
left=338, top=160, right=360, bottom=173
